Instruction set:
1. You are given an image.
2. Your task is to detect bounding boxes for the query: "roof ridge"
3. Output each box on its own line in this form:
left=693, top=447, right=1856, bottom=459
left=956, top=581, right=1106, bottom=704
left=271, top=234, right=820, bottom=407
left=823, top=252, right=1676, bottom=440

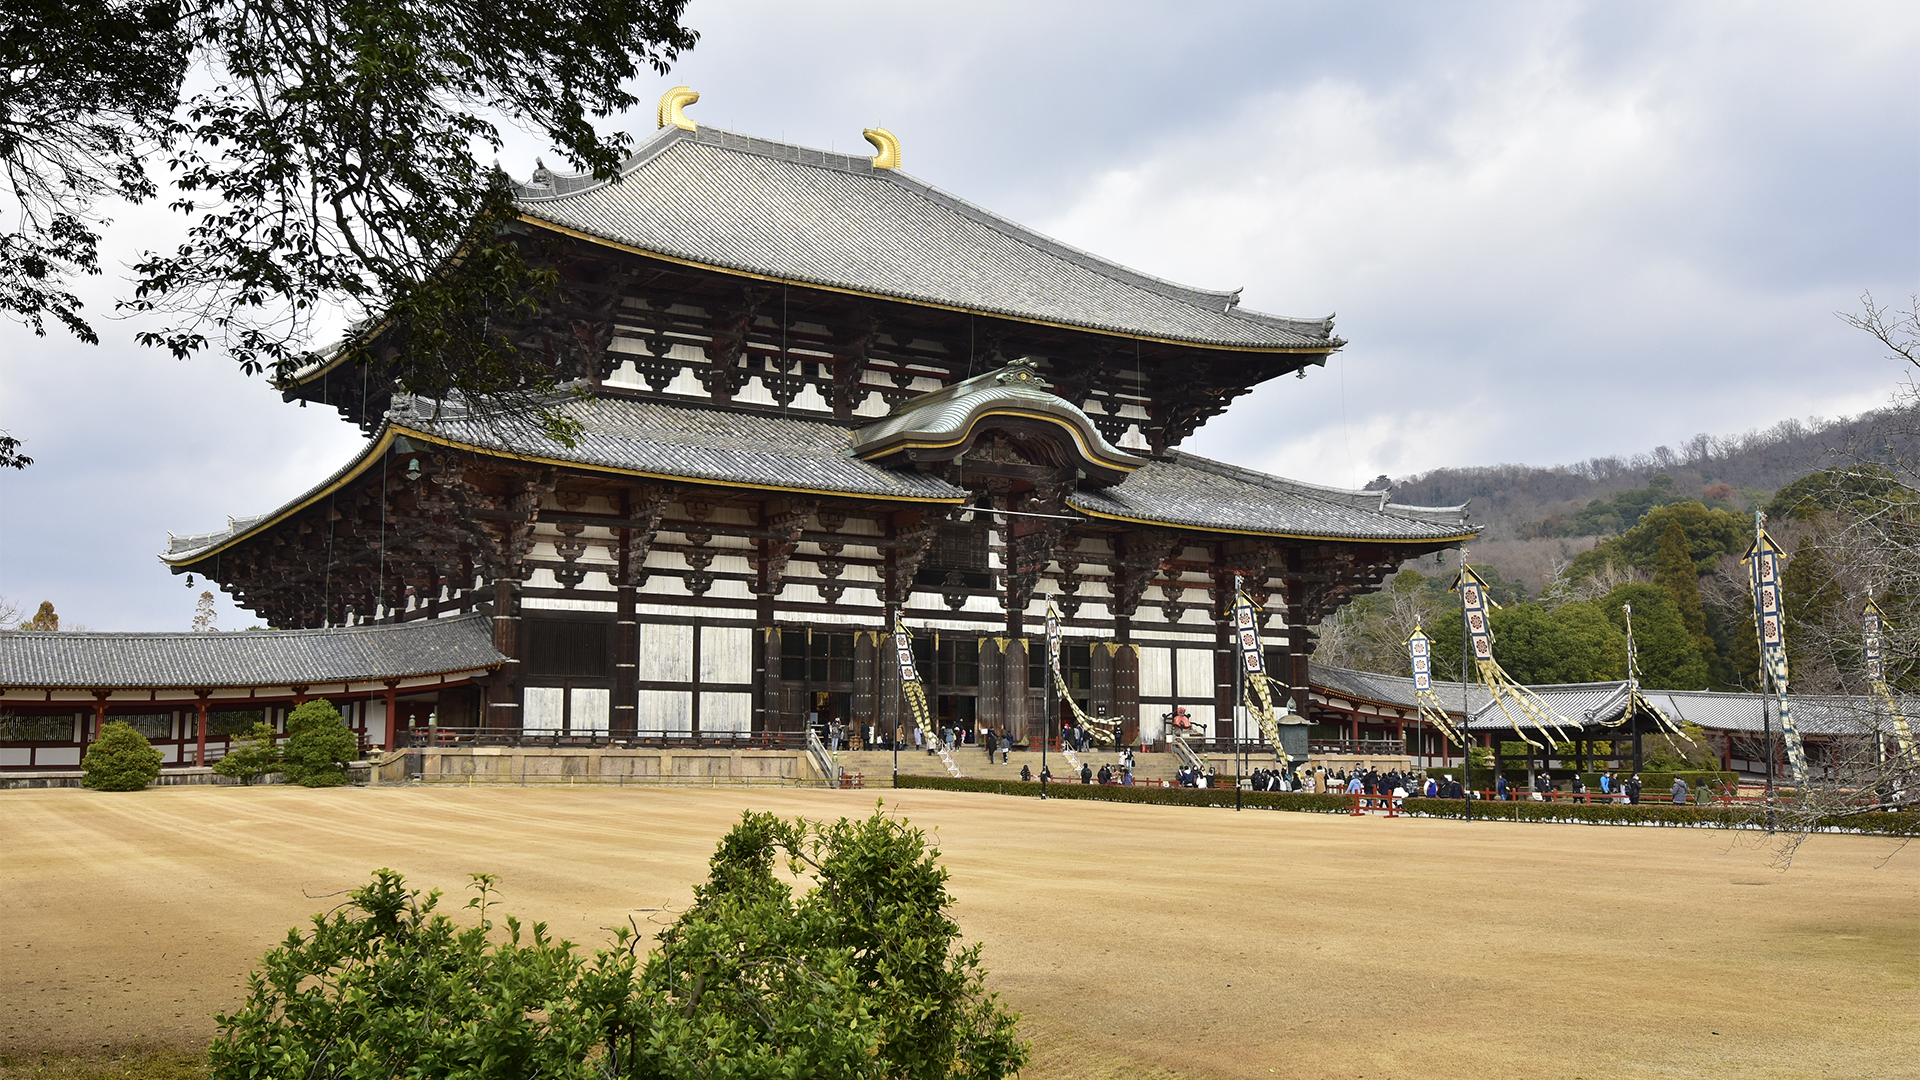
left=3, top=612, right=492, bottom=640
left=512, top=125, right=1310, bottom=321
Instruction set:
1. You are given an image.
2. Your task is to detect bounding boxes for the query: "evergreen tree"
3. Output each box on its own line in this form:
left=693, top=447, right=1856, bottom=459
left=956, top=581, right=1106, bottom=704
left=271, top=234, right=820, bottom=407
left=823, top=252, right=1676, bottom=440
left=1655, top=520, right=1716, bottom=676
left=1781, top=534, right=1844, bottom=682
left=280, top=699, right=359, bottom=787
left=1602, top=583, right=1709, bottom=689
left=25, top=601, right=58, bottom=631
left=82, top=720, right=163, bottom=791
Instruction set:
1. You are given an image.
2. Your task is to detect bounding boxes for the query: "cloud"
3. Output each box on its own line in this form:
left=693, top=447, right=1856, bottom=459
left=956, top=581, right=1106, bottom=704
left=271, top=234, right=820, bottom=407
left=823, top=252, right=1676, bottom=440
left=2, top=1, right=1914, bottom=627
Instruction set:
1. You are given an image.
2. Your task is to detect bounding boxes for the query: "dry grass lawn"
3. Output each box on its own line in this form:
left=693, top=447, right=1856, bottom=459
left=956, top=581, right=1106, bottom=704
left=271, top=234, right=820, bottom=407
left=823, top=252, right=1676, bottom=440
left=2, top=785, right=1915, bottom=1079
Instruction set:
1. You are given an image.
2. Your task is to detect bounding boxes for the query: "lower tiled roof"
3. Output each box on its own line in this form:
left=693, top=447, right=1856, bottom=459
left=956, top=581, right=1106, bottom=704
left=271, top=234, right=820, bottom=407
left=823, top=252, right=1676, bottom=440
left=0, top=614, right=505, bottom=690
left=1072, top=453, right=1475, bottom=542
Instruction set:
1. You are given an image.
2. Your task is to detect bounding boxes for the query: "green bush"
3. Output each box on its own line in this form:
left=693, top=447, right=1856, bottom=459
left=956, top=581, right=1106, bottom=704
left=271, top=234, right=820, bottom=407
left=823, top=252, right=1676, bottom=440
left=1402, top=798, right=1920, bottom=835
left=279, top=699, right=358, bottom=787
left=81, top=720, right=163, bottom=791
left=209, top=808, right=1027, bottom=1080
left=212, top=722, right=280, bottom=785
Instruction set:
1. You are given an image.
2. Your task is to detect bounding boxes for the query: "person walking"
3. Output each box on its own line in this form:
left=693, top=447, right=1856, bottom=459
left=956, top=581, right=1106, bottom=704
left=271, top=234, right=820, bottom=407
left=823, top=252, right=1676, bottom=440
left=984, top=728, right=997, bottom=761
left=1496, top=774, right=1509, bottom=801
left=1626, top=773, right=1642, bottom=805
left=1080, top=761, right=1093, bottom=785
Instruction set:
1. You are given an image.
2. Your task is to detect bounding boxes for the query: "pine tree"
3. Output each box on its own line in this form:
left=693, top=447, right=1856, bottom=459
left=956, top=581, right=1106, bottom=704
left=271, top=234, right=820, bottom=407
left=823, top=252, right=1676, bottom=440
left=1781, top=534, right=1843, bottom=683
left=1655, top=521, right=1716, bottom=676
left=25, top=601, right=57, bottom=631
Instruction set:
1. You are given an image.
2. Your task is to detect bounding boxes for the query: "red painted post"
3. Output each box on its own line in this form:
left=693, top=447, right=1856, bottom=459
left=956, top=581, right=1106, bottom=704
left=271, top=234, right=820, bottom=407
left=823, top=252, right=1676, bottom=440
left=195, top=693, right=210, bottom=767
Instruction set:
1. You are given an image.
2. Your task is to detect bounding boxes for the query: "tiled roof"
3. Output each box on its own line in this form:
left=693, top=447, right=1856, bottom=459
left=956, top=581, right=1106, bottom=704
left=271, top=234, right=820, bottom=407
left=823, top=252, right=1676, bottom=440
left=512, top=126, right=1341, bottom=352
left=1071, top=453, right=1476, bottom=541
left=167, top=394, right=1477, bottom=564
left=395, top=394, right=969, bottom=501
left=0, top=614, right=504, bottom=690
left=1309, top=662, right=1894, bottom=736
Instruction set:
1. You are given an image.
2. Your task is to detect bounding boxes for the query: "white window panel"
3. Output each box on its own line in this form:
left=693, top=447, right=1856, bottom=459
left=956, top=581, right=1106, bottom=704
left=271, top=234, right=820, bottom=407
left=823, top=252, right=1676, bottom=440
left=1177, top=649, right=1215, bottom=701
left=524, top=687, right=564, bottom=734
left=1138, top=646, right=1173, bottom=698
left=700, top=692, right=751, bottom=733
left=637, top=690, right=692, bottom=736
left=700, top=626, right=752, bottom=683
left=639, top=623, right=693, bottom=682
left=571, top=688, right=610, bottom=735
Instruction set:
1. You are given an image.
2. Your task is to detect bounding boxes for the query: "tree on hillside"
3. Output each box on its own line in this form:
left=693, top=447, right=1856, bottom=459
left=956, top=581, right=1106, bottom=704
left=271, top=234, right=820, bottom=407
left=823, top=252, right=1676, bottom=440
left=1655, top=520, right=1716, bottom=677
left=1602, top=582, right=1709, bottom=690
left=1428, top=599, right=1625, bottom=686
left=1, top=0, right=700, bottom=463
left=1781, top=533, right=1845, bottom=688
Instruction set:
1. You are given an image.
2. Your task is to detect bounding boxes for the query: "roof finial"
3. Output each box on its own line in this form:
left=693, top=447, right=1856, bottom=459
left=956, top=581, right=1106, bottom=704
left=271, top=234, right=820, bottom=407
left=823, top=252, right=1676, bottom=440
left=863, top=127, right=901, bottom=170
left=657, top=86, right=699, bottom=131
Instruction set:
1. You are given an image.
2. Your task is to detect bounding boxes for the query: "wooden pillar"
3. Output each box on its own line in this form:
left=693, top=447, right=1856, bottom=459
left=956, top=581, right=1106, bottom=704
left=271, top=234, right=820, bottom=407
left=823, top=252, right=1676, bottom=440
left=616, top=530, right=639, bottom=741
left=194, top=692, right=210, bottom=767
left=382, top=681, right=400, bottom=752
left=86, top=692, right=107, bottom=759
left=489, top=576, right=522, bottom=733
left=1632, top=725, right=1644, bottom=773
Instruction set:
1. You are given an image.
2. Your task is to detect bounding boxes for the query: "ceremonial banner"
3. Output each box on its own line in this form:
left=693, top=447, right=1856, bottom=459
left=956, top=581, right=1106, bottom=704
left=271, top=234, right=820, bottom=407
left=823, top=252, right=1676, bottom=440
left=1233, top=591, right=1293, bottom=753
left=893, top=621, right=935, bottom=739
left=1453, top=563, right=1570, bottom=747
left=1863, top=601, right=1915, bottom=757
left=1045, top=601, right=1113, bottom=745
left=1745, top=515, right=1810, bottom=785
left=1406, top=626, right=1462, bottom=742
left=1619, top=603, right=1684, bottom=737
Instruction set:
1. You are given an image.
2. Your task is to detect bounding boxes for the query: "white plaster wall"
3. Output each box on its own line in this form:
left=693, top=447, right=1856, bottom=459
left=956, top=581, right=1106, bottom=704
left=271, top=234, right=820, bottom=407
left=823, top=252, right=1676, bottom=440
left=637, top=690, right=691, bottom=735
left=1138, top=646, right=1173, bottom=698
left=700, top=626, right=752, bottom=683
left=639, top=624, right=693, bottom=682
left=572, top=688, right=610, bottom=734
left=1177, top=649, right=1214, bottom=701
left=525, top=687, right=564, bottom=732
left=701, top=692, right=751, bottom=733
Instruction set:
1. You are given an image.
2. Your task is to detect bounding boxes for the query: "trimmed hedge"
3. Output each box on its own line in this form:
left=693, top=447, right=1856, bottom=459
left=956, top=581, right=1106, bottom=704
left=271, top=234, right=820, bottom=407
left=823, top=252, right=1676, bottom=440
left=892, top=774, right=1351, bottom=814
left=894, top=775, right=1920, bottom=835
left=1402, top=798, right=1919, bottom=834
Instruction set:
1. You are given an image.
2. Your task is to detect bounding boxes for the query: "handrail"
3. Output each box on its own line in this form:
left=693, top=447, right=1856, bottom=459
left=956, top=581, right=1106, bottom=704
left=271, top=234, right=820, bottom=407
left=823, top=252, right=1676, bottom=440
left=804, top=729, right=836, bottom=781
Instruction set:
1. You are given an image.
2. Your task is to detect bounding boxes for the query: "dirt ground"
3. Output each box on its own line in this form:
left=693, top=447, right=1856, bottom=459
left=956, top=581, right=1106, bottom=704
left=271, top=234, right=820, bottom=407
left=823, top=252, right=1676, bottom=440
left=3, top=786, right=1915, bottom=1080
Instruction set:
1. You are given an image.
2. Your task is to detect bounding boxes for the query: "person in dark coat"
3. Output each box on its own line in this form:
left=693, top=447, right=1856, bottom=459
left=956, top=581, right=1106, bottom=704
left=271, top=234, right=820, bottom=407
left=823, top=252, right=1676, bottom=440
left=1097, top=764, right=1112, bottom=784
left=1020, top=764, right=1033, bottom=782
left=1626, top=774, right=1643, bottom=805
left=1080, top=762, right=1093, bottom=784
left=983, top=728, right=996, bottom=760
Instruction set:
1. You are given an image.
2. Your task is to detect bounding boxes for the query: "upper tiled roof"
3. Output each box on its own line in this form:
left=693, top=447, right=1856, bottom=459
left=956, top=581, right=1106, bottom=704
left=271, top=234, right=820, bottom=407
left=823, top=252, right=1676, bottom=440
left=512, top=126, right=1341, bottom=352
left=1070, top=453, right=1475, bottom=541
left=0, top=614, right=504, bottom=690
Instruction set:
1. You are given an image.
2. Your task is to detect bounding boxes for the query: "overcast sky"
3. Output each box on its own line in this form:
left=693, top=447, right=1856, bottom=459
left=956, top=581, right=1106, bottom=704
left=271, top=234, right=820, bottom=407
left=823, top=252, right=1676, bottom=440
left=3, top=0, right=1915, bottom=631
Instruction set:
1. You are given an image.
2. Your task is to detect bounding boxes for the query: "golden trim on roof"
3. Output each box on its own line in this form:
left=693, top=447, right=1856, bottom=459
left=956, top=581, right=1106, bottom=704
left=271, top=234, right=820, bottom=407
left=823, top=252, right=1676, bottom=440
left=863, top=127, right=901, bottom=170
left=657, top=86, right=699, bottom=132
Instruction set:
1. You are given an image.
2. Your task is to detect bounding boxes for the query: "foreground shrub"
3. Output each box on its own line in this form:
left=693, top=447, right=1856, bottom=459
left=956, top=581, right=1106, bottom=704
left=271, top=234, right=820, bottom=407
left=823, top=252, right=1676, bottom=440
left=278, top=699, right=357, bottom=787
left=208, top=806, right=1027, bottom=1080
left=212, top=722, right=280, bottom=785
left=81, top=720, right=162, bottom=791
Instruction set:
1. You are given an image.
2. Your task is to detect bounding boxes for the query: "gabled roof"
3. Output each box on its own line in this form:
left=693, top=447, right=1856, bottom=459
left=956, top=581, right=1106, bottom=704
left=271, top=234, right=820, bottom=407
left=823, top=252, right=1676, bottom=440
left=510, top=125, right=1341, bottom=352
left=0, top=614, right=504, bottom=690
left=851, top=359, right=1145, bottom=483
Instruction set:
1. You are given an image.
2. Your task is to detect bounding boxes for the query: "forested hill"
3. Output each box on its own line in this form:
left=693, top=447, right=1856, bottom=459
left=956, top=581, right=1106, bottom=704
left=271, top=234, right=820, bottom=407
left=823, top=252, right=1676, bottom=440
left=1384, top=406, right=1920, bottom=542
